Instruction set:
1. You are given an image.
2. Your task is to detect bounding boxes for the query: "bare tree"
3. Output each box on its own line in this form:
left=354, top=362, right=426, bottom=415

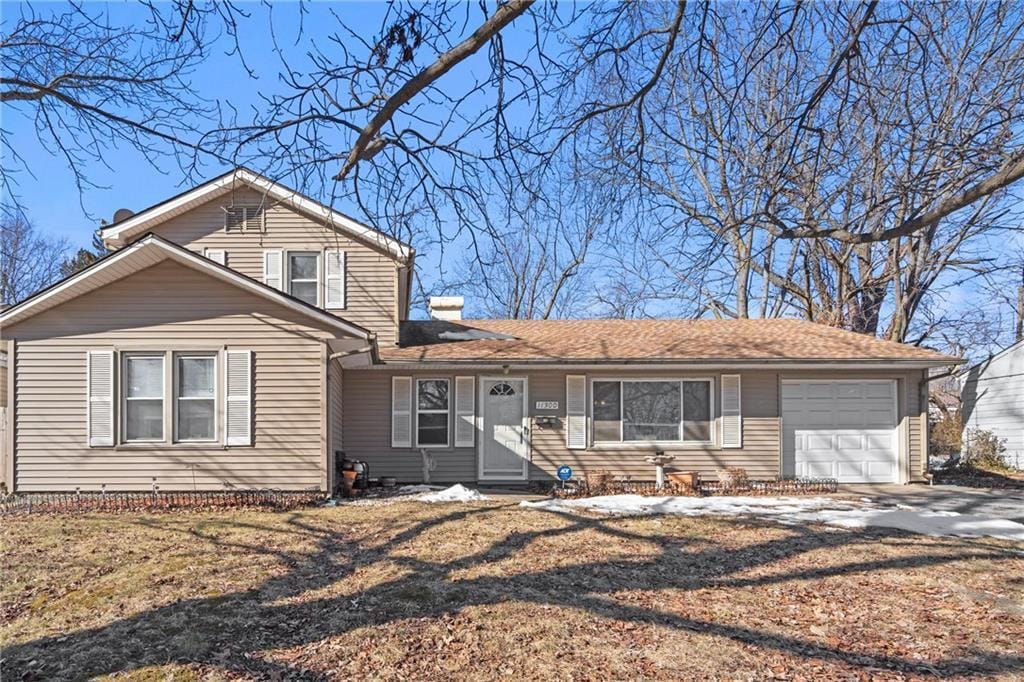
left=0, top=212, right=68, bottom=306
left=582, top=1, right=1024, bottom=348
left=447, top=162, right=614, bottom=319
left=0, top=1, right=238, bottom=211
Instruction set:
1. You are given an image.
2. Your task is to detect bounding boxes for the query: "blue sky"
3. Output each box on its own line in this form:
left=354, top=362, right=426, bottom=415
left=1, top=2, right=412, bottom=249
left=2, top=2, right=1021, bottom=351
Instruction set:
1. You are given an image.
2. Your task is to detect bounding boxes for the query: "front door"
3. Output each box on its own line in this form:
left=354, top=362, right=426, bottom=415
left=479, top=378, right=528, bottom=480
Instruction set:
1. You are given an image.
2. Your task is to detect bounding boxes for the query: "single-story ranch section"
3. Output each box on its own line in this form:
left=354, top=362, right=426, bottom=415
left=0, top=169, right=960, bottom=492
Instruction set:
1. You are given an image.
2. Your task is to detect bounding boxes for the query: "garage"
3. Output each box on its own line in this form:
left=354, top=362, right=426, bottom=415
left=781, top=380, right=899, bottom=483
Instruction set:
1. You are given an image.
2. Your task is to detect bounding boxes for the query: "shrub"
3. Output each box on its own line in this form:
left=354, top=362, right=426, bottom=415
left=929, top=413, right=962, bottom=457
left=584, top=469, right=612, bottom=495
left=962, top=428, right=1008, bottom=469
left=716, top=467, right=749, bottom=490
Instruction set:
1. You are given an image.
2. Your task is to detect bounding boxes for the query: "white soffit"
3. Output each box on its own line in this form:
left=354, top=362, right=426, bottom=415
left=0, top=235, right=370, bottom=339
left=100, top=168, right=411, bottom=261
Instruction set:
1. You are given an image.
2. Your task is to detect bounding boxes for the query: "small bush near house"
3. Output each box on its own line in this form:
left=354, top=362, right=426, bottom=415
left=962, top=428, right=1008, bottom=470
left=716, top=467, right=749, bottom=491
left=929, top=413, right=962, bottom=458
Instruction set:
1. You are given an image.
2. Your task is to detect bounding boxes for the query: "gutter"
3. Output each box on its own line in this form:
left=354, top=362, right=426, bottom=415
left=366, top=359, right=962, bottom=371
left=329, top=344, right=376, bottom=361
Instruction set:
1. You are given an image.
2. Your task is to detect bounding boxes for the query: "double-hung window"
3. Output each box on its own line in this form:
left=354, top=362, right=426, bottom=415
left=287, top=252, right=319, bottom=306
left=120, top=351, right=221, bottom=444
left=175, top=354, right=217, bottom=442
left=416, top=378, right=450, bottom=447
left=592, top=379, right=713, bottom=444
left=123, top=353, right=165, bottom=442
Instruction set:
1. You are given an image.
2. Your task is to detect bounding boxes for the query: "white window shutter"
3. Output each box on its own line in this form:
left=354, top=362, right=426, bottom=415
left=454, top=376, right=475, bottom=447
left=225, top=350, right=252, bottom=446
left=87, top=350, right=115, bottom=447
left=262, top=250, right=282, bottom=290
left=205, top=249, right=226, bottom=266
left=566, top=375, right=587, bottom=450
left=324, top=250, right=346, bottom=309
left=391, top=377, right=412, bottom=448
left=721, top=374, right=742, bottom=448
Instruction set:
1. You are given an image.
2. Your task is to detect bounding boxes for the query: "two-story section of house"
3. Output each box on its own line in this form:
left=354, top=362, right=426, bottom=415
left=1, top=169, right=413, bottom=492
left=1, top=167, right=958, bottom=494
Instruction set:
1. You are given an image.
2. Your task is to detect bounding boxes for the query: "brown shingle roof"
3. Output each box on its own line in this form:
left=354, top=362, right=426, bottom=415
left=379, top=318, right=959, bottom=364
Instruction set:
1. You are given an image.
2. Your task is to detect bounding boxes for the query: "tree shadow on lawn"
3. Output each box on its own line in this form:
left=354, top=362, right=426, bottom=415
left=4, top=503, right=1023, bottom=680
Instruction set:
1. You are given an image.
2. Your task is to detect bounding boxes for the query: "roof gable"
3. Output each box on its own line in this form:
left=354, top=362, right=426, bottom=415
left=0, top=234, right=370, bottom=339
left=99, top=168, right=412, bottom=261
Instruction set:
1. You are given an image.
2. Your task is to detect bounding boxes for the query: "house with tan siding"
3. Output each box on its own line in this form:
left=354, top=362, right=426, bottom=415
left=0, top=169, right=960, bottom=493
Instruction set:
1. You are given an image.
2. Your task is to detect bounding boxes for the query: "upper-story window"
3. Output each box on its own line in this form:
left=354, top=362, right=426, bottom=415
left=263, top=250, right=345, bottom=310
left=287, top=252, right=320, bottom=306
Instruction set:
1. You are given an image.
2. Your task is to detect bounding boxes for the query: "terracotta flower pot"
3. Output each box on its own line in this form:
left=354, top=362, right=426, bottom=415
left=341, top=470, right=358, bottom=496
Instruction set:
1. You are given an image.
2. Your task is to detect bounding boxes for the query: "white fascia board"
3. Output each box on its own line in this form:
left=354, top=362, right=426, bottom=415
left=234, top=170, right=411, bottom=261
left=101, top=169, right=411, bottom=261
left=1, top=236, right=371, bottom=340
left=364, top=360, right=957, bottom=371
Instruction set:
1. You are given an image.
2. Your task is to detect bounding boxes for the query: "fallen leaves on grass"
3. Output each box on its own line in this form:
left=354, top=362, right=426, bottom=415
left=1, top=501, right=1022, bottom=680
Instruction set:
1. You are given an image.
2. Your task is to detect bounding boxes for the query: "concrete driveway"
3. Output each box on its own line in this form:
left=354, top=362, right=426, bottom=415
left=840, top=484, right=1024, bottom=522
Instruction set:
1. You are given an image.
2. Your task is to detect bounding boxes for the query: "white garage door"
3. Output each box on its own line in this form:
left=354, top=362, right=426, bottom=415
left=782, top=380, right=898, bottom=483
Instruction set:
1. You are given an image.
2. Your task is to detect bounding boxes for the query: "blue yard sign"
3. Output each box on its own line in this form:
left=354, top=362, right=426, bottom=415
left=557, top=465, right=573, bottom=481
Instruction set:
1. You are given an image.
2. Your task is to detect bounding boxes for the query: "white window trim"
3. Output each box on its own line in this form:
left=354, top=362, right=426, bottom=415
left=415, top=377, right=451, bottom=449
left=588, top=377, right=716, bottom=447
left=121, top=352, right=167, bottom=443
left=285, top=250, right=321, bottom=307
left=173, top=352, right=218, bottom=444
left=204, top=248, right=226, bottom=266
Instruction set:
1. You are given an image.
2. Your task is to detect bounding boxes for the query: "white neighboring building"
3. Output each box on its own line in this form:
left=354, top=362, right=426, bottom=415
left=960, top=339, right=1024, bottom=469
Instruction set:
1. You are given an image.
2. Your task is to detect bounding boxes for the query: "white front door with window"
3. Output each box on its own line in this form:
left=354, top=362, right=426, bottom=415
left=479, top=378, right=528, bottom=480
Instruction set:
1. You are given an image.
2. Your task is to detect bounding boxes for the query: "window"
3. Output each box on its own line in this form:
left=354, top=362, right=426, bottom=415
left=175, top=354, right=216, bottom=442
left=287, top=252, right=319, bottom=306
left=123, top=353, right=165, bottom=442
left=591, top=379, right=713, bottom=444
left=416, top=379, right=450, bottom=447
left=489, top=382, right=516, bottom=396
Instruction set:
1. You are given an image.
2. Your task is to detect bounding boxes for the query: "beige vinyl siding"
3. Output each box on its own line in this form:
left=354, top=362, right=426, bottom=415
left=345, top=369, right=780, bottom=482
left=344, top=367, right=928, bottom=483
left=529, top=370, right=780, bottom=481
left=911, top=368, right=928, bottom=480
left=0, top=355, right=7, bottom=408
left=327, top=359, right=344, bottom=491
left=343, top=370, right=476, bottom=482
left=3, top=260, right=336, bottom=492
left=148, top=187, right=401, bottom=345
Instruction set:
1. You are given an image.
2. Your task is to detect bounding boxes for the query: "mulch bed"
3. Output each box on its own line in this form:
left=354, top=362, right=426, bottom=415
left=0, top=489, right=326, bottom=516
left=932, top=466, right=1024, bottom=489
left=551, top=477, right=838, bottom=499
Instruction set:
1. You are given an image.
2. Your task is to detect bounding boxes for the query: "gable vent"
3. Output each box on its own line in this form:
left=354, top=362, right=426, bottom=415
left=224, top=206, right=265, bottom=232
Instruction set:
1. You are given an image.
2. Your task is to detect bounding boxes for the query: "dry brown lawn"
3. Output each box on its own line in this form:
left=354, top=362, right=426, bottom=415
left=2, top=496, right=1023, bottom=681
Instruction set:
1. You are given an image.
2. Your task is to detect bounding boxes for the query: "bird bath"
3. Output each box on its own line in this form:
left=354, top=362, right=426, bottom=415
left=644, top=454, right=677, bottom=489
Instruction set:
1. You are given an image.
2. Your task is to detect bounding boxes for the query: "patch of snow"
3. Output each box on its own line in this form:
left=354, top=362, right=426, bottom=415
left=397, top=484, right=438, bottom=495
left=438, top=328, right=515, bottom=341
left=520, top=495, right=1024, bottom=541
left=417, top=484, right=489, bottom=503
